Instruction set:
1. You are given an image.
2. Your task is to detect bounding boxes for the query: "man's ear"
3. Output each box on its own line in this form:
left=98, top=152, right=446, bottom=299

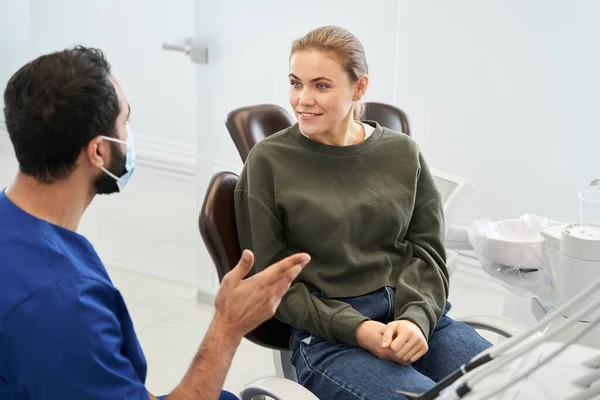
left=86, top=137, right=107, bottom=168
left=353, top=75, right=369, bottom=101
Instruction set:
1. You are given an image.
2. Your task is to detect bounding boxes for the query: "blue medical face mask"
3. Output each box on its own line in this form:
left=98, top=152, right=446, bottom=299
left=99, top=124, right=136, bottom=192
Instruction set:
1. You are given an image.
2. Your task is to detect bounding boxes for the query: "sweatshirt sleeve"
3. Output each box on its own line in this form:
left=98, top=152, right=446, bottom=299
left=234, top=164, right=368, bottom=346
left=394, top=150, right=450, bottom=340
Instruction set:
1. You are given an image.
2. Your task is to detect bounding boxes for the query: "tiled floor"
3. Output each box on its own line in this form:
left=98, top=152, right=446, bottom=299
left=0, top=139, right=516, bottom=396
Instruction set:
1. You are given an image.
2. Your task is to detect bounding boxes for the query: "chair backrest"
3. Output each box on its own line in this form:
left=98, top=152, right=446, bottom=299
left=198, top=171, right=291, bottom=350
left=364, top=102, right=411, bottom=135
left=225, top=102, right=411, bottom=161
left=198, top=172, right=241, bottom=281
left=225, top=104, right=295, bottom=163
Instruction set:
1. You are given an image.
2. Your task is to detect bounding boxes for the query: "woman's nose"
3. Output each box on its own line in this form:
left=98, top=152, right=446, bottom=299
left=299, top=89, right=315, bottom=106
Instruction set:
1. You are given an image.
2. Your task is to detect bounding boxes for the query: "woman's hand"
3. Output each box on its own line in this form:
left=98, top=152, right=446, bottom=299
left=381, top=320, right=428, bottom=366
left=355, top=321, right=396, bottom=361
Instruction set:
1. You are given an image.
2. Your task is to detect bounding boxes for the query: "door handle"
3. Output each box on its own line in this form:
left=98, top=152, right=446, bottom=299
left=162, top=38, right=208, bottom=64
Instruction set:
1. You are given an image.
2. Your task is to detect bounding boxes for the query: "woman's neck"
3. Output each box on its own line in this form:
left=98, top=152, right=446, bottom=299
left=312, top=115, right=365, bottom=147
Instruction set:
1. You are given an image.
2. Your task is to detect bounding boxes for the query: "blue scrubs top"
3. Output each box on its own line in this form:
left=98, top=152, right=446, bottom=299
left=0, top=190, right=149, bottom=399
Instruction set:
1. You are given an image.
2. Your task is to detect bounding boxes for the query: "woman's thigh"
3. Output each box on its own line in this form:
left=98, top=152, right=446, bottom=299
left=291, top=331, right=435, bottom=400
left=412, top=312, right=493, bottom=382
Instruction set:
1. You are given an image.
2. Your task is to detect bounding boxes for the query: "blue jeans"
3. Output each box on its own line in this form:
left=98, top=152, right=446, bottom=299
left=290, top=287, right=492, bottom=400
left=158, top=391, right=237, bottom=400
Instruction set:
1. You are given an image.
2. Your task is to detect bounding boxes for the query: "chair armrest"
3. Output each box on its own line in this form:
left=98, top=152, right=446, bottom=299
left=430, top=168, right=475, bottom=237
left=456, top=315, right=530, bottom=338
left=446, top=249, right=458, bottom=277
left=241, top=377, right=319, bottom=400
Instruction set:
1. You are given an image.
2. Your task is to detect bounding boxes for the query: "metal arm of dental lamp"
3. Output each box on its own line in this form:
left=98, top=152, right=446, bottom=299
left=455, top=316, right=529, bottom=338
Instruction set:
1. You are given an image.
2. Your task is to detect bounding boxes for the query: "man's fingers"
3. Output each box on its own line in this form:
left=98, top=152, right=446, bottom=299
left=271, top=264, right=303, bottom=297
left=272, top=253, right=311, bottom=274
left=260, top=253, right=311, bottom=285
left=223, top=250, right=255, bottom=287
left=381, top=324, right=397, bottom=348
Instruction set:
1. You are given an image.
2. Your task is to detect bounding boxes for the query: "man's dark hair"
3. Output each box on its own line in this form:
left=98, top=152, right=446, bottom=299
left=3, top=46, right=120, bottom=183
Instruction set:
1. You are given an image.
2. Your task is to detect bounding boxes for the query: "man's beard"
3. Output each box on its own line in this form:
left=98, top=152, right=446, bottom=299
left=93, top=141, right=127, bottom=195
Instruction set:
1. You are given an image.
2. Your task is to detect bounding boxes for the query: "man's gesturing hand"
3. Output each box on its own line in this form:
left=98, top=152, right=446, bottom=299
left=214, top=250, right=311, bottom=338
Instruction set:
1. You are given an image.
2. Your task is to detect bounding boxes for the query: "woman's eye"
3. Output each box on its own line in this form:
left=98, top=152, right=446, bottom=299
left=290, top=81, right=302, bottom=88
left=317, top=83, right=328, bottom=90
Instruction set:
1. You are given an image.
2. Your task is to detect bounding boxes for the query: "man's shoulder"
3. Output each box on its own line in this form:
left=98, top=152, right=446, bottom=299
left=0, top=220, right=113, bottom=325
left=0, top=275, right=119, bottom=332
left=0, top=277, right=123, bottom=363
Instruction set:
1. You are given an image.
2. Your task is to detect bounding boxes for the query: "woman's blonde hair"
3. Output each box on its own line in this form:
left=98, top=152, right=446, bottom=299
left=291, top=26, right=368, bottom=120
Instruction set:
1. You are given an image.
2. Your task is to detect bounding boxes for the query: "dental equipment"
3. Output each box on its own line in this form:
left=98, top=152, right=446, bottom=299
left=462, top=308, right=600, bottom=400
left=397, top=189, right=600, bottom=399
left=397, top=273, right=600, bottom=400
left=569, top=380, right=600, bottom=400
left=444, top=214, right=600, bottom=398
left=572, top=370, right=600, bottom=388
left=468, top=190, right=600, bottom=347
left=583, top=354, right=600, bottom=369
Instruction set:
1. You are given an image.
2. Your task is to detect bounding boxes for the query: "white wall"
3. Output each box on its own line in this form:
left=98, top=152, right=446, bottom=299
left=0, top=0, right=34, bottom=140
left=194, top=0, right=401, bottom=169
left=1, top=0, right=197, bottom=153
left=396, top=0, right=600, bottom=223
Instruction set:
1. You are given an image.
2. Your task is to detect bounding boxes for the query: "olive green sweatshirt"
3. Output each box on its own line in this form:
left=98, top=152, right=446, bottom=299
left=234, top=121, right=449, bottom=347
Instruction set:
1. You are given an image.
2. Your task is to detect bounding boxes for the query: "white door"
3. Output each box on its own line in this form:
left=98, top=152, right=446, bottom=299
left=192, top=0, right=401, bottom=299
left=1, top=0, right=202, bottom=286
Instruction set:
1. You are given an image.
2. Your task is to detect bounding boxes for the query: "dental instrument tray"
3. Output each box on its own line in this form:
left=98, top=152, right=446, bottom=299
left=467, top=214, right=561, bottom=296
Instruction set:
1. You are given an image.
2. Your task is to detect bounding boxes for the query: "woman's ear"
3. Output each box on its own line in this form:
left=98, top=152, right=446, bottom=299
left=354, top=75, right=369, bottom=101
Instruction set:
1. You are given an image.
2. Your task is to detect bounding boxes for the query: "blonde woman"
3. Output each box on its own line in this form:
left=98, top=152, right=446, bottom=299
left=235, top=26, right=491, bottom=399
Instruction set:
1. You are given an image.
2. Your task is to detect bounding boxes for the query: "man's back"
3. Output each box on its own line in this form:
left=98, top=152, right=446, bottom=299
left=0, top=190, right=148, bottom=399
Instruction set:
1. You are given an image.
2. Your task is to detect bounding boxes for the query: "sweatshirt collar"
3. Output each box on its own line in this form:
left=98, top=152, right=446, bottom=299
left=291, top=120, right=384, bottom=156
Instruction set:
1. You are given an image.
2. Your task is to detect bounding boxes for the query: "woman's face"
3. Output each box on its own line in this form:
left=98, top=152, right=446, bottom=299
left=289, top=50, right=361, bottom=136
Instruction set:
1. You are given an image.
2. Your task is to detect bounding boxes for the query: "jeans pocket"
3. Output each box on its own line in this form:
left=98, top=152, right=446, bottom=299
left=290, top=328, right=323, bottom=352
left=301, top=334, right=314, bottom=346
left=300, top=333, right=326, bottom=347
